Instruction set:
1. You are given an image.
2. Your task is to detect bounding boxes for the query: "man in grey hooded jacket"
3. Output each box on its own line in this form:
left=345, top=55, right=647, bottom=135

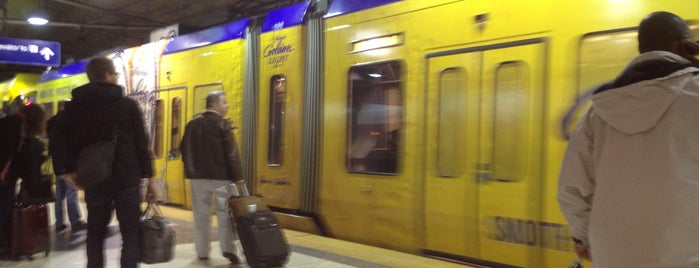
left=558, top=11, right=699, bottom=267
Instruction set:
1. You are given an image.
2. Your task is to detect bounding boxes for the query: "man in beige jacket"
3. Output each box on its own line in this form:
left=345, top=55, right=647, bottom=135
left=558, top=11, right=699, bottom=267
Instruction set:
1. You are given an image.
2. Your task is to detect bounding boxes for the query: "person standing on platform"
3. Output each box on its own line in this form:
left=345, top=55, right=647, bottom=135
left=558, top=11, right=699, bottom=268
left=0, top=103, right=46, bottom=257
left=180, top=90, right=244, bottom=264
left=52, top=57, right=153, bottom=268
left=47, top=99, right=86, bottom=233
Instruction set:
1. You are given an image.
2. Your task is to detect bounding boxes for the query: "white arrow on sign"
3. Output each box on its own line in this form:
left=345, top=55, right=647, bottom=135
left=40, top=47, right=54, bottom=61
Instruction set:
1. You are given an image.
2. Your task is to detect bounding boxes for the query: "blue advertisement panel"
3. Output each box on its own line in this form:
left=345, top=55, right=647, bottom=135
left=39, top=60, right=87, bottom=83
left=325, top=0, right=401, bottom=18
left=260, top=1, right=310, bottom=33
left=163, top=18, right=250, bottom=55
left=0, top=37, right=61, bottom=66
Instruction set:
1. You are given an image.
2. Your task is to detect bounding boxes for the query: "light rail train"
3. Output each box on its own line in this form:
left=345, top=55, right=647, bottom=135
left=5, top=0, right=698, bottom=266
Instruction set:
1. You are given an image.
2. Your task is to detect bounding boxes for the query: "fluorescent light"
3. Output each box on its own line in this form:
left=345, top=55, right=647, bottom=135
left=27, top=17, right=48, bottom=25
left=27, top=8, right=49, bottom=25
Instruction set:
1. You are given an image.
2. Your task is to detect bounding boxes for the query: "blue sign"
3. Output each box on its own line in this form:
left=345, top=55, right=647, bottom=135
left=163, top=18, right=250, bottom=55
left=261, top=1, right=310, bottom=33
left=0, top=37, right=61, bottom=66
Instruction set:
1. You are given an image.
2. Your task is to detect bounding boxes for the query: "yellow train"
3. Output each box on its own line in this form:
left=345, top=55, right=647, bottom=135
left=30, top=0, right=699, bottom=266
left=0, top=73, right=40, bottom=115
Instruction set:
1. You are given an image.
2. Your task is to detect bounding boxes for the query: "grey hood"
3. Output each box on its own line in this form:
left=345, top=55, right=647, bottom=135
left=591, top=51, right=699, bottom=134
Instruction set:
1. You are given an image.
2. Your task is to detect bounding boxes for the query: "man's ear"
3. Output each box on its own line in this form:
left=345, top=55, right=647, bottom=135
left=678, top=39, right=699, bottom=65
left=682, top=39, right=699, bottom=56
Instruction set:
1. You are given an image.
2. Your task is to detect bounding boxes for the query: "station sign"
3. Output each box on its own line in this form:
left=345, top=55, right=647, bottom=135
left=0, top=37, right=61, bottom=66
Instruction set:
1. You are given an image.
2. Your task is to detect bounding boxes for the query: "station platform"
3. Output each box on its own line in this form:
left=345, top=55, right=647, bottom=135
left=0, top=201, right=469, bottom=268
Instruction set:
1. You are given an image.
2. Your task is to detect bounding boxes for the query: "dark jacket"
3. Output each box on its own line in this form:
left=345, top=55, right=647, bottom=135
left=52, top=81, right=153, bottom=187
left=47, top=109, right=65, bottom=160
left=180, top=111, right=243, bottom=181
left=0, top=115, right=23, bottom=177
left=0, top=114, right=43, bottom=187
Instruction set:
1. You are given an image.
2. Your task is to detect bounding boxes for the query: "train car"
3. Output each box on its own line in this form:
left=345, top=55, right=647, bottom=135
left=157, top=18, right=251, bottom=208
left=35, top=62, right=88, bottom=117
left=29, top=0, right=699, bottom=266
left=253, top=1, right=325, bottom=232
left=0, top=73, right=40, bottom=114
left=314, top=0, right=699, bottom=267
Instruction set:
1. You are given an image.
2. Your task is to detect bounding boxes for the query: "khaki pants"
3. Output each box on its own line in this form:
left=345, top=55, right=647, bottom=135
left=190, top=179, right=239, bottom=258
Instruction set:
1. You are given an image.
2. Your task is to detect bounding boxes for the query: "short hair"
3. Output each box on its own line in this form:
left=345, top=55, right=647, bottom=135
left=18, top=103, right=46, bottom=137
left=638, top=11, right=691, bottom=53
left=86, top=57, right=114, bottom=82
left=206, top=90, right=226, bottom=109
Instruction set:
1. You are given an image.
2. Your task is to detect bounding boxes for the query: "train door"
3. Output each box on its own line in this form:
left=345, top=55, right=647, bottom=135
left=424, top=40, right=545, bottom=267
left=153, top=88, right=187, bottom=206
left=424, top=53, right=481, bottom=258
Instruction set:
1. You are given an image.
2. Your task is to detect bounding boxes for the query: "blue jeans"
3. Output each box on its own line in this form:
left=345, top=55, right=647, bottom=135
left=85, top=183, right=141, bottom=268
left=54, top=174, right=82, bottom=226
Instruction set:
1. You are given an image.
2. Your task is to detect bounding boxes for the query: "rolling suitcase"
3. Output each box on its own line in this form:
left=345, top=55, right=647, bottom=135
left=227, top=183, right=289, bottom=268
left=236, top=211, right=289, bottom=268
left=10, top=203, right=50, bottom=259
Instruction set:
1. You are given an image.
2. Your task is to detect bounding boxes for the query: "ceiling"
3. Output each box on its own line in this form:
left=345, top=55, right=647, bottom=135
left=0, top=0, right=307, bottom=81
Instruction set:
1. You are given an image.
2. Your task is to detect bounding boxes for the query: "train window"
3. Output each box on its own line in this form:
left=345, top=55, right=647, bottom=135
left=346, top=61, right=402, bottom=174
left=437, top=67, right=467, bottom=177
left=492, top=62, right=528, bottom=182
left=267, top=75, right=286, bottom=166
left=153, top=99, right=164, bottom=159
left=582, top=24, right=699, bottom=94
left=573, top=25, right=699, bottom=135
left=169, top=96, right=182, bottom=159
left=193, top=83, right=224, bottom=115
left=579, top=30, right=639, bottom=98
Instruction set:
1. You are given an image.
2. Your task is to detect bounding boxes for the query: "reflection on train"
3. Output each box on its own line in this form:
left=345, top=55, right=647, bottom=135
left=2, top=0, right=697, bottom=267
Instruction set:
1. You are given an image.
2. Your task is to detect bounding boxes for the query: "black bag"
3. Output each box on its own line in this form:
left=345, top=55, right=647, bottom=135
left=18, top=156, right=54, bottom=204
left=140, top=201, right=176, bottom=264
left=76, top=138, right=116, bottom=189
left=18, top=173, right=54, bottom=204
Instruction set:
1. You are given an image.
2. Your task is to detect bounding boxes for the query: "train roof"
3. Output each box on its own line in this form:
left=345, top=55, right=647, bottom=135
left=324, top=0, right=401, bottom=18
left=39, top=61, right=88, bottom=83
left=163, top=18, right=250, bottom=55
left=260, top=1, right=310, bottom=33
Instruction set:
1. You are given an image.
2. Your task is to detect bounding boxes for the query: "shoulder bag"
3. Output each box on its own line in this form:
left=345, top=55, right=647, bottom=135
left=75, top=127, right=117, bottom=189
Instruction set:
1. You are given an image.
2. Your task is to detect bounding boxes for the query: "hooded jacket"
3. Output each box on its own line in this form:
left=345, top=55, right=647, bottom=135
left=52, top=81, right=153, bottom=187
left=558, top=51, right=699, bottom=267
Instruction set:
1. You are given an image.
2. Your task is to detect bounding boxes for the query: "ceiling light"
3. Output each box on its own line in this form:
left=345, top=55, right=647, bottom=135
left=27, top=9, right=49, bottom=25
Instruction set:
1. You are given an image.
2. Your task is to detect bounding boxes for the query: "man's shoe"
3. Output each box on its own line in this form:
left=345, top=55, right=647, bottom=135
left=71, top=221, right=87, bottom=231
left=55, top=224, right=68, bottom=233
left=198, top=256, right=209, bottom=261
left=223, top=252, right=242, bottom=264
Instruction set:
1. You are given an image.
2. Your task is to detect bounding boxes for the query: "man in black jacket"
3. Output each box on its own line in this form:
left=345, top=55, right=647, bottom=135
left=52, top=57, right=153, bottom=268
left=180, top=90, right=244, bottom=263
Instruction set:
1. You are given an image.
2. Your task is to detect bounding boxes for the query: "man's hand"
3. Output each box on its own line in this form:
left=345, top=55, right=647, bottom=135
left=64, top=173, right=80, bottom=190
left=574, top=243, right=591, bottom=260
left=146, top=178, right=166, bottom=203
